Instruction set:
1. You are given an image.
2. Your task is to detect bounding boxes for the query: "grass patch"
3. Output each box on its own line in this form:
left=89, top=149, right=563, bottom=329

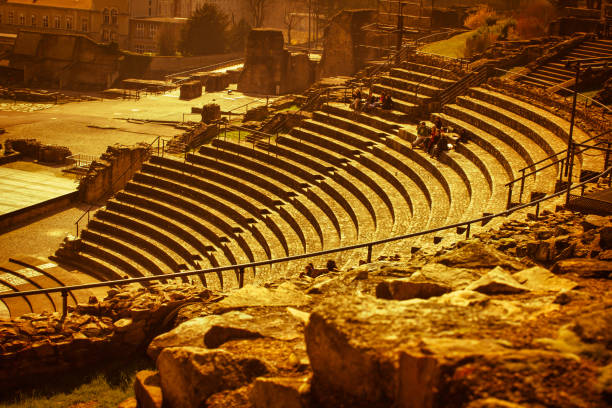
left=419, top=30, right=477, bottom=59
left=0, top=356, right=153, bottom=408
left=278, top=105, right=300, bottom=112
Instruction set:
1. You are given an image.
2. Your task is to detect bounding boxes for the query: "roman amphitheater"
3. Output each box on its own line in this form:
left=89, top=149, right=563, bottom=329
left=0, top=1, right=610, bottom=407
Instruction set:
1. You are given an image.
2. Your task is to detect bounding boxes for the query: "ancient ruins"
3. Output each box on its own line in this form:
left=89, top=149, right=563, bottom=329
left=0, top=0, right=611, bottom=407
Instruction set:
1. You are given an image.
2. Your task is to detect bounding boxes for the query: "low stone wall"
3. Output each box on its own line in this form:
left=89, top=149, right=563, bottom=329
left=4, top=138, right=71, bottom=164
left=78, top=144, right=150, bottom=204
left=0, top=284, right=216, bottom=391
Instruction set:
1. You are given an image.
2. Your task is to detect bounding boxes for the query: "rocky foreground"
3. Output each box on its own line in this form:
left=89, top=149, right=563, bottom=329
left=1, top=209, right=611, bottom=407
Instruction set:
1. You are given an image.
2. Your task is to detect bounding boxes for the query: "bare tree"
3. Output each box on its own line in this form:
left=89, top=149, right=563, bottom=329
left=247, top=0, right=269, bottom=27
left=284, top=7, right=299, bottom=44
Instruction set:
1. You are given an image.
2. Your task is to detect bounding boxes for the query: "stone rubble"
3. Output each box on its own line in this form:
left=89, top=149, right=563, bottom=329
left=2, top=209, right=611, bottom=407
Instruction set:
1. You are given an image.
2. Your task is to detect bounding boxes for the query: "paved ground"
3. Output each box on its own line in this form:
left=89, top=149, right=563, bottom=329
left=0, top=84, right=274, bottom=269
left=0, top=84, right=274, bottom=157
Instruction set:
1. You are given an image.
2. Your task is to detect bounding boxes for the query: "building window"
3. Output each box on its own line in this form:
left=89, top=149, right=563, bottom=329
left=0, top=13, right=2, bottom=24
left=66, top=16, right=72, bottom=30
left=102, top=29, right=109, bottom=41
left=8, top=12, right=13, bottom=25
left=103, top=9, right=109, bottom=24
left=43, top=15, right=49, bottom=27
left=111, top=9, right=118, bottom=25
left=19, top=14, right=25, bottom=25
left=149, top=24, right=157, bottom=39
left=81, top=18, right=88, bottom=32
left=54, top=16, right=60, bottom=29
left=110, top=31, right=117, bottom=42
left=136, top=23, right=144, bottom=38
left=31, top=15, right=36, bottom=26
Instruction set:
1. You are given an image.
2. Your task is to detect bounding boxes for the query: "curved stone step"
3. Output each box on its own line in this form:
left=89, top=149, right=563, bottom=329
left=191, top=149, right=330, bottom=250
left=154, top=155, right=310, bottom=253
left=116, top=188, right=244, bottom=268
left=0, top=265, right=55, bottom=314
left=146, top=157, right=301, bottom=254
left=95, top=210, right=200, bottom=270
left=203, top=142, right=346, bottom=246
left=470, top=86, right=596, bottom=171
left=81, top=229, right=166, bottom=278
left=390, top=67, right=456, bottom=88
left=211, top=139, right=367, bottom=241
left=451, top=97, right=557, bottom=193
left=136, top=170, right=282, bottom=260
left=131, top=174, right=271, bottom=262
left=105, top=200, right=215, bottom=287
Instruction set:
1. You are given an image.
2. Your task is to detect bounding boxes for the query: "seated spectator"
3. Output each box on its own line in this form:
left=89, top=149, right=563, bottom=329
left=457, top=128, right=470, bottom=144
left=382, top=93, right=394, bottom=110
left=427, top=126, right=440, bottom=156
left=432, top=129, right=450, bottom=159
left=413, top=121, right=429, bottom=149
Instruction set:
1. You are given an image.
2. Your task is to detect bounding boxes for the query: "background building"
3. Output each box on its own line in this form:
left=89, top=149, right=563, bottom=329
left=0, top=0, right=130, bottom=48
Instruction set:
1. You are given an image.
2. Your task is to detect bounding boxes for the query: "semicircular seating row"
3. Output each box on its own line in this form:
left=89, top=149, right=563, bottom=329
left=1, top=63, right=596, bottom=317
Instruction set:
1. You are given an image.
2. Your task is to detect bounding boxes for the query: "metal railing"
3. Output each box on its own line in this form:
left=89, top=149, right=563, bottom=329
left=217, top=123, right=278, bottom=153
left=165, top=58, right=244, bottom=84
left=3, top=165, right=611, bottom=319
left=505, top=133, right=612, bottom=208
left=492, top=67, right=612, bottom=124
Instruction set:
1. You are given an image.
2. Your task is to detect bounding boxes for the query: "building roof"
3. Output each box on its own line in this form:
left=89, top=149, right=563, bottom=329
left=5, top=0, right=95, bottom=11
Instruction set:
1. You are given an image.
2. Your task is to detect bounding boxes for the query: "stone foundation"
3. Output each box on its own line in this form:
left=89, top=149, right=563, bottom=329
left=78, top=144, right=150, bottom=204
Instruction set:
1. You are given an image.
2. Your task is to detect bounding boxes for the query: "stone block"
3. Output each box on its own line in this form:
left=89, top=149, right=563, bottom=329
left=134, top=370, right=163, bottom=408
left=179, top=81, right=202, bottom=100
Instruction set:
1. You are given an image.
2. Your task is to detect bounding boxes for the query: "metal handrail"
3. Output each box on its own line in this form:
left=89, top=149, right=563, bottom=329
left=3, top=166, right=611, bottom=316
left=165, top=58, right=244, bottom=82
left=514, top=129, right=612, bottom=176
left=73, top=135, right=164, bottom=237
left=492, top=67, right=612, bottom=118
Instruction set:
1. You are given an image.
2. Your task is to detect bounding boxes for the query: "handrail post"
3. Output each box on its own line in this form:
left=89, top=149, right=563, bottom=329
left=238, top=267, right=245, bottom=288
left=367, top=244, right=373, bottom=263
left=605, top=142, right=611, bottom=170
left=565, top=142, right=576, bottom=205
left=466, top=223, right=471, bottom=239
left=519, top=169, right=526, bottom=203
left=535, top=202, right=540, bottom=219
left=61, top=289, right=68, bottom=321
left=506, top=183, right=513, bottom=209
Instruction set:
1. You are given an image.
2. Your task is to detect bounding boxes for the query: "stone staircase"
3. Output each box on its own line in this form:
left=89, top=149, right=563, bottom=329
left=519, top=39, right=612, bottom=90
left=4, top=60, right=601, bottom=317
left=0, top=256, right=105, bottom=318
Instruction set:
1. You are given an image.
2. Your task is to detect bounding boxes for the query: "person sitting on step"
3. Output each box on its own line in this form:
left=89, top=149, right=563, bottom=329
left=413, top=121, right=429, bottom=149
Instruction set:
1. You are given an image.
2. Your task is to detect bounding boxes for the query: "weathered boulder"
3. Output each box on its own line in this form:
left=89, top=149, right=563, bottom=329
left=134, top=370, right=163, bottom=408
left=305, top=294, right=592, bottom=407
left=148, top=309, right=304, bottom=361
left=512, top=266, right=577, bottom=292
left=250, top=375, right=311, bottom=408
left=434, top=242, right=525, bottom=270
left=386, top=277, right=451, bottom=300
left=156, top=347, right=269, bottom=408
left=600, top=226, right=612, bottom=250
left=570, top=308, right=612, bottom=348
left=582, top=215, right=611, bottom=231
left=552, top=259, right=612, bottom=278
left=466, top=267, right=528, bottom=295
left=211, top=283, right=311, bottom=313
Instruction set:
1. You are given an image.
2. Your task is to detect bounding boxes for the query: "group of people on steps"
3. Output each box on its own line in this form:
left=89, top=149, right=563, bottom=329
left=350, top=88, right=393, bottom=112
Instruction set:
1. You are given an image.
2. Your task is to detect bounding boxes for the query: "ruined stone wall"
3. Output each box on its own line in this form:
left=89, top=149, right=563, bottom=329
left=0, top=284, right=215, bottom=391
left=319, top=9, right=397, bottom=80
left=78, top=144, right=150, bottom=204
left=237, top=29, right=316, bottom=95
